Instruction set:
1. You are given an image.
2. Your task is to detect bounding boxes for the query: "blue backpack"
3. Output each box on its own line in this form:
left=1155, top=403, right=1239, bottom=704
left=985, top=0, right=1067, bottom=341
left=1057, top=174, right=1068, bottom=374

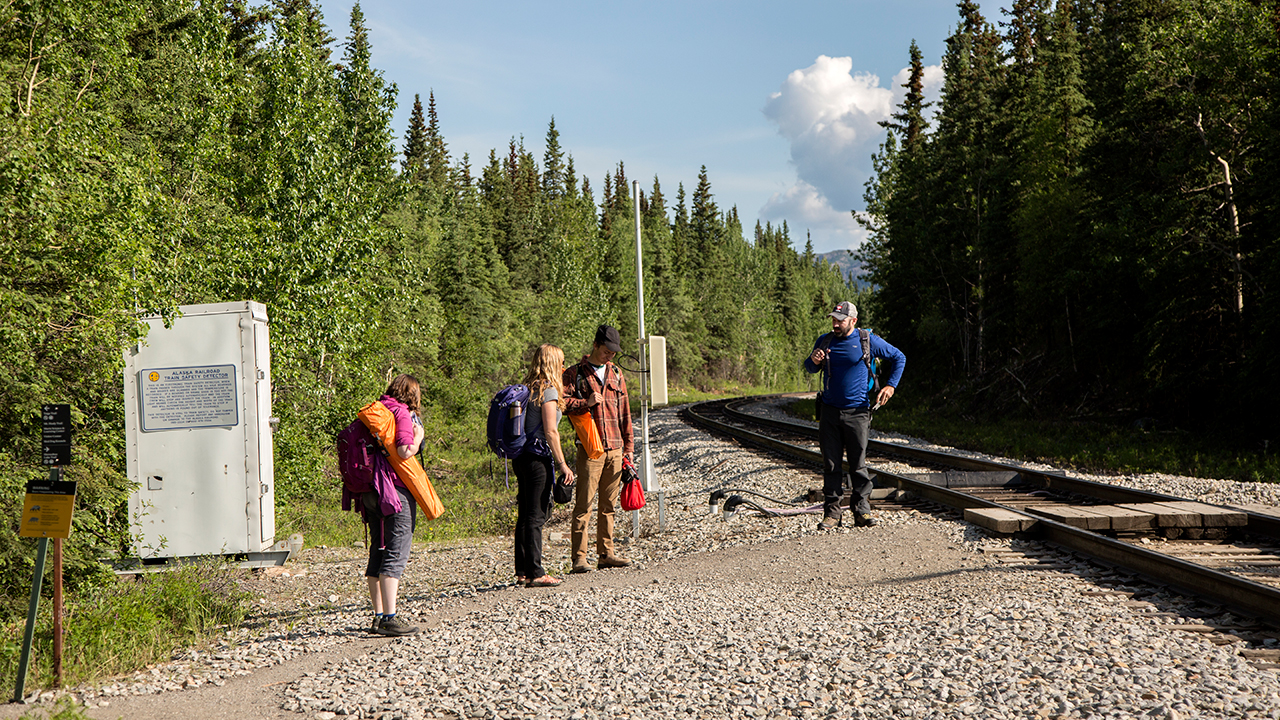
left=815, top=328, right=881, bottom=414
left=487, top=385, right=531, bottom=459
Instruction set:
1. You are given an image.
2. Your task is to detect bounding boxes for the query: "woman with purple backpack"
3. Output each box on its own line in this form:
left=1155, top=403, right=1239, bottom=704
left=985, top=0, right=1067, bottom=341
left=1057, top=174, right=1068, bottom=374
left=514, top=344, right=576, bottom=587
left=364, top=373, right=424, bottom=635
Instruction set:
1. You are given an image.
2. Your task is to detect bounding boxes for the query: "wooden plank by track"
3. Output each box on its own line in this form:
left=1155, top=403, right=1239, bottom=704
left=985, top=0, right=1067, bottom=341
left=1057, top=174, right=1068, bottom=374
left=963, top=508, right=1037, bottom=534
left=1025, top=506, right=1113, bottom=531
left=1155, top=501, right=1247, bottom=527
left=1115, top=503, right=1202, bottom=528
left=1084, top=505, right=1158, bottom=531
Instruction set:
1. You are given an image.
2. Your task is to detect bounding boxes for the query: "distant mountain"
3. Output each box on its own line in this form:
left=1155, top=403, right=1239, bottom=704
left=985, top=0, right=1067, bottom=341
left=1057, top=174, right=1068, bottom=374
left=817, top=249, right=870, bottom=288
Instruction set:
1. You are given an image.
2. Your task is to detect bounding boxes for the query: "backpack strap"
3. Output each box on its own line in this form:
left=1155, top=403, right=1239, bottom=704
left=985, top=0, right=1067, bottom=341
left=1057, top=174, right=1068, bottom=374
left=575, top=360, right=602, bottom=399
left=816, top=332, right=832, bottom=395
left=860, top=328, right=885, bottom=409
left=574, top=362, right=590, bottom=399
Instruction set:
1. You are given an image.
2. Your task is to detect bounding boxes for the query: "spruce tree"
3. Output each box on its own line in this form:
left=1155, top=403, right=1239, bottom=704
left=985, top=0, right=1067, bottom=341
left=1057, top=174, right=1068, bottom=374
left=542, top=117, right=566, bottom=201
left=690, top=165, right=719, bottom=278
left=879, top=40, right=931, bottom=154
left=402, top=93, right=428, bottom=177
left=425, top=90, right=450, bottom=190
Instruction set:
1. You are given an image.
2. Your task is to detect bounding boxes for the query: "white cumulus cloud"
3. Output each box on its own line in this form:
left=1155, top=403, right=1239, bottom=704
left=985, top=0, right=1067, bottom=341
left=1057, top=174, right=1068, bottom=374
left=761, top=180, right=868, bottom=251
left=761, top=55, right=942, bottom=253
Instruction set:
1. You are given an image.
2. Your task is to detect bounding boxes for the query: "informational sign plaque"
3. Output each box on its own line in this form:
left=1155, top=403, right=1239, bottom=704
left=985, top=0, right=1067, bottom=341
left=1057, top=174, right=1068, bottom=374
left=41, top=404, right=71, bottom=466
left=139, top=365, right=239, bottom=431
left=19, top=479, right=77, bottom=539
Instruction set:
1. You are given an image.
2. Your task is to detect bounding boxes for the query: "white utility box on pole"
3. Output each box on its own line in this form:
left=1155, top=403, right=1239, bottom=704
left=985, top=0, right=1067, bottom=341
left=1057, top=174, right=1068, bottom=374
left=123, top=301, right=278, bottom=561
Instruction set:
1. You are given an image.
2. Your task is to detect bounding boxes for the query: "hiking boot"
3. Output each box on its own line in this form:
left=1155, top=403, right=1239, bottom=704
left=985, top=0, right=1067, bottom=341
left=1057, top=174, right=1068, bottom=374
left=853, top=513, right=878, bottom=528
left=817, top=515, right=842, bottom=530
left=598, top=555, right=631, bottom=569
left=570, top=563, right=591, bottom=574
left=376, top=615, right=419, bottom=636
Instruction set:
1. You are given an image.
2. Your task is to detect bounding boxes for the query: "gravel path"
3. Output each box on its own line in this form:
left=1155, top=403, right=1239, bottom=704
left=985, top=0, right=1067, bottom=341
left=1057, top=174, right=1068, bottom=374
left=10, top=398, right=1280, bottom=720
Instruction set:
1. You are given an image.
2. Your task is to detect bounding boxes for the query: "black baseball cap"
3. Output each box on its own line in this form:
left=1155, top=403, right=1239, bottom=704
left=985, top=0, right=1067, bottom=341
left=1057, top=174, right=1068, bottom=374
left=595, top=325, right=622, bottom=352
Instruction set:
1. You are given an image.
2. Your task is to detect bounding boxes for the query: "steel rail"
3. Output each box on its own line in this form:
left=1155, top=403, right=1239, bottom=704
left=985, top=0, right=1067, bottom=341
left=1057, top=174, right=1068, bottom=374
left=683, top=395, right=1280, bottom=624
left=720, top=394, right=1280, bottom=538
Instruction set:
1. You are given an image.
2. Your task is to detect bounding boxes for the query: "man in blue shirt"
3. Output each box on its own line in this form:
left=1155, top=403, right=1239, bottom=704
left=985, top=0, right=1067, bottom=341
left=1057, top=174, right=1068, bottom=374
left=803, top=301, right=906, bottom=529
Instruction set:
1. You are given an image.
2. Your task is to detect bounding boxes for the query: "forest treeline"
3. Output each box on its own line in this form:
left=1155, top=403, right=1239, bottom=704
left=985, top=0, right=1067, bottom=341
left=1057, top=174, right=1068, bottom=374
left=0, top=0, right=857, bottom=596
left=858, top=0, right=1279, bottom=444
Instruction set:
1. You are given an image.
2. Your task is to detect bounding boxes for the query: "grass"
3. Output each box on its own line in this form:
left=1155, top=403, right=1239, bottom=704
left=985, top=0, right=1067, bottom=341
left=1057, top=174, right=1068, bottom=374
left=1, top=560, right=249, bottom=696
left=276, top=456, right=518, bottom=550
left=785, top=397, right=1279, bottom=483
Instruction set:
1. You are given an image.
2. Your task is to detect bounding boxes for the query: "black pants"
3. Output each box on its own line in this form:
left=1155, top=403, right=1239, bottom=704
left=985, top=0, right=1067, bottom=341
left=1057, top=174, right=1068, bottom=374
left=818, top=407, right=874, bottom=519
left=514, top=452, right=553, bottom=578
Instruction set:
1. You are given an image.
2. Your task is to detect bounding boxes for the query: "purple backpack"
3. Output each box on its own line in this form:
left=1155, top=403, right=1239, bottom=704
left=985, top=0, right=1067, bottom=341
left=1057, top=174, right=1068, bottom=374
left=336, top=419, right=401, bottom=518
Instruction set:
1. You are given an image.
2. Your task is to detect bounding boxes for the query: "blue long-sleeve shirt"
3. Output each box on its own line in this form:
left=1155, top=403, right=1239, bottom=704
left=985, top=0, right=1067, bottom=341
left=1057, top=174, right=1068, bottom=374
left=802, top=330, right=905, bottom=410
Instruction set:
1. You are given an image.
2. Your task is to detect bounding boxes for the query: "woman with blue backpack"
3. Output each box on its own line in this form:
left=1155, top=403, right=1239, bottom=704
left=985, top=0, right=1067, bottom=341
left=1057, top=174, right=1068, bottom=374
left=514, top=344, right=576, bottom=587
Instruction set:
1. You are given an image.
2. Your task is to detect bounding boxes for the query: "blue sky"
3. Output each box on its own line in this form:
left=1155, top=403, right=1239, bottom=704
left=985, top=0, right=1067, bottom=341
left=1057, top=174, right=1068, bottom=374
left=316, top=1, right=1002, bottom=254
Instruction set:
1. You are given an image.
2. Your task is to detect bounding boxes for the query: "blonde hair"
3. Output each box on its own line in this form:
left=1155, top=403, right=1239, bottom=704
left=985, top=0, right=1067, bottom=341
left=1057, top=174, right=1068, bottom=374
left=522, top=344, right=565, bottom=411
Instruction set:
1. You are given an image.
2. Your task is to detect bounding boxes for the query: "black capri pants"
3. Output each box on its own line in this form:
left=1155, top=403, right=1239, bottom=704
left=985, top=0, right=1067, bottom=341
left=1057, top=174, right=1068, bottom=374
left=364, top=484, right=417, bottom=579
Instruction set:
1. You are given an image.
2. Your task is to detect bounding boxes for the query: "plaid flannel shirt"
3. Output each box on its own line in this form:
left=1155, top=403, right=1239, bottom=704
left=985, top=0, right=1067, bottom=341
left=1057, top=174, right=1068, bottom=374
left=563, top=358, right=634, bottom=457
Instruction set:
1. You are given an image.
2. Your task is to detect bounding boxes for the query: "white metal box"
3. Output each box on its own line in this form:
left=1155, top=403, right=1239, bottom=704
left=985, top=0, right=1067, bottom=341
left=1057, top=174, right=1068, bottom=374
left=647, top=335, right=667, bottom=407
left=124, top=301, right=275, bottom=559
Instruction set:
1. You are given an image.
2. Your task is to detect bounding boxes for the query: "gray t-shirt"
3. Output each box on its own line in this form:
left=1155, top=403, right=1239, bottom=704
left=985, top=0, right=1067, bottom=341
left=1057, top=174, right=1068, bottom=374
left=524, top=386, right=561, bottom=445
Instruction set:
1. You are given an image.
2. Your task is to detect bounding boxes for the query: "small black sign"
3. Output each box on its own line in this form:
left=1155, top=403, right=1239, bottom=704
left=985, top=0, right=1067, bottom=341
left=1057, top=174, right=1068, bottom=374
left=41, top=404, right=71, bottom=466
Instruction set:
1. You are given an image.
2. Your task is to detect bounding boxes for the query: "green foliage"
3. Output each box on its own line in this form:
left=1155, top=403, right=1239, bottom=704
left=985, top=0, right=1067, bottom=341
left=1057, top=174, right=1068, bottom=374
left=0, top=560, right=248, bottom=691
left=860, top=0, right=1279, bottom=451
left=0, top=1, right=867, bottom=694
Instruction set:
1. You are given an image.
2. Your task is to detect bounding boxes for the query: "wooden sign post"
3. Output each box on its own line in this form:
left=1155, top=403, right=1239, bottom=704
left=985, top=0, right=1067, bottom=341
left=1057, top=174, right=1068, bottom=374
left=12, top=405, right=76, bottom=703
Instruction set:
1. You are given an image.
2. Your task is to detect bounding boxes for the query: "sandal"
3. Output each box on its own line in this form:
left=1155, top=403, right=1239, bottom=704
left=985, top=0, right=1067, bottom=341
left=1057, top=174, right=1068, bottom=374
left=526, top=575, right=563, bottom=588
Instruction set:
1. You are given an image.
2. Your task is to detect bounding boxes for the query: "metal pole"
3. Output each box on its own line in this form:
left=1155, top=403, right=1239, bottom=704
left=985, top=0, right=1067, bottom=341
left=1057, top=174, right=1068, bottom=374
left=53, top=536, right=63, bottom=687
left=13, top=535, right=49, bottom=703
left=632, top=181, right=645, bottom=540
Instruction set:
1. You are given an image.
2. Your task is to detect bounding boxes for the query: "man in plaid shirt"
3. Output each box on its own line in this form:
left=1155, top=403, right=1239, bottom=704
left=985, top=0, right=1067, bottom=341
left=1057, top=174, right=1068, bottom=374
left=563, top=325, right=634, bottom=573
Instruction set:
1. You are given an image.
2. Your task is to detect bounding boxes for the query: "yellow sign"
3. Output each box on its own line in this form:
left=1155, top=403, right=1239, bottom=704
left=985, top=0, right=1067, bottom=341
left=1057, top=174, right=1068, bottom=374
left=19, top=492, right=75, bottom=539
left=148, top=371, right=160, bottom=382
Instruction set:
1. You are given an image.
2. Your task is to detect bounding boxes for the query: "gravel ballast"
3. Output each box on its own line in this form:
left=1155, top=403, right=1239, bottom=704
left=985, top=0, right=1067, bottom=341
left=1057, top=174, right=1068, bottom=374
left=17, top=399, right=1280, bottom=720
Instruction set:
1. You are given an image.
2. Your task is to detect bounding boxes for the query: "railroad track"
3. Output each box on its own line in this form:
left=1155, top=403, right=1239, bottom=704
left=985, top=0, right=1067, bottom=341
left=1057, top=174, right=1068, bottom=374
left=681, top=394, right=1280, bottom=636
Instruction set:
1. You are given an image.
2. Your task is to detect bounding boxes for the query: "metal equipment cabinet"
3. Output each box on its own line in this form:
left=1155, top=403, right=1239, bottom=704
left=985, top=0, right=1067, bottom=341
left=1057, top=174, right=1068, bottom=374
left=124, top=301, right=276, bottom=559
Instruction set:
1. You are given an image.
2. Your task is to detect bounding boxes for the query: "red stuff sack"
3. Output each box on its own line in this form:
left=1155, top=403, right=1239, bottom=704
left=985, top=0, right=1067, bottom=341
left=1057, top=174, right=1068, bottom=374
left=620, top=457, right=645, bottom=511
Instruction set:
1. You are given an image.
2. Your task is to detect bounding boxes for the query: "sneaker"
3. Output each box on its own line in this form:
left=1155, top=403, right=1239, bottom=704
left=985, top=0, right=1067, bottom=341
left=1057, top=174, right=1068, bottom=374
left=598, top=555, right=631, bottom=569
left=817, top=516, right=842, bottom=530
left=853, top=513, right=878, bottom=527
left=376, top=615, right=419, bottom=636
left=370, top=614, right=382, bottom=633
left=570, top=563, right=591, bottom=574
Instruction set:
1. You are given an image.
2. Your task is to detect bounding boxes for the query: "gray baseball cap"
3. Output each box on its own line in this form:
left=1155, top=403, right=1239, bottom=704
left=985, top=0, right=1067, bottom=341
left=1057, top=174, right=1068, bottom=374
left=828, top=301, right=856, bottom=320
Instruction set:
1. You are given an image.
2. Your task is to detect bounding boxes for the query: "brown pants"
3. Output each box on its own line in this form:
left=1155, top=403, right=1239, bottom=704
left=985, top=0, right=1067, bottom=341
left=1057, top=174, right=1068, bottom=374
left=572, top=447, right=623, bottom=564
